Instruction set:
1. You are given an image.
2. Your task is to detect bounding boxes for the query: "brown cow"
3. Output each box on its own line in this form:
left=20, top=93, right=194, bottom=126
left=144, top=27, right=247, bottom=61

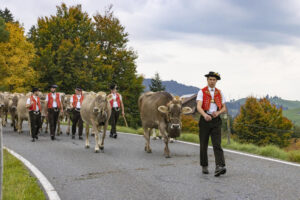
left=8, top=93, right=20, bottom=131
left=80, top=92, right=112, bottom=152
left=138, top=91, right=192, bottom=158
left=17, top=94, right=31, bottom=134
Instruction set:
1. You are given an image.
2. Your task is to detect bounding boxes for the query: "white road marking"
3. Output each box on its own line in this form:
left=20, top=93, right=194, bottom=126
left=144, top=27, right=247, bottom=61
left=119, top=132, right=300, bottom=167
left=4, top=147, right=61, bottom=200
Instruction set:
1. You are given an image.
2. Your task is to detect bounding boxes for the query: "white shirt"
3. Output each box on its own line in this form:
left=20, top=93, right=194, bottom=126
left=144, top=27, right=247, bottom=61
left=196, top=87, right=226, bottom=114
left=70, top=95, right=82, bottom=109
left=26, top=96, right=39, bottom=111
left=112, top=93, right=122, bottom=108
left=45, top=93, right=61, bottom=108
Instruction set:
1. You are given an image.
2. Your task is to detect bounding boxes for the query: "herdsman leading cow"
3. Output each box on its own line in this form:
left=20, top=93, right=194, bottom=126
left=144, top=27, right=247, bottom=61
left=197, top=71, right=227, bottom=177
left=69, top=87, right=84, bottom=140
left=138, top=91, right=192, bottom=158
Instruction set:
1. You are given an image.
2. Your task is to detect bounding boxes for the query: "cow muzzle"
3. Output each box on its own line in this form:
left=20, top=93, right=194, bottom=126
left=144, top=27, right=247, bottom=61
left=93, top=107, right=100, bottom=113
left=170, top=123, right=181, bottom=130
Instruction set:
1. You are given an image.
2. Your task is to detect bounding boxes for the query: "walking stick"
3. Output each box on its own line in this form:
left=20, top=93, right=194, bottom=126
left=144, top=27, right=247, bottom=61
left=123, top=115, right=128, bottom=127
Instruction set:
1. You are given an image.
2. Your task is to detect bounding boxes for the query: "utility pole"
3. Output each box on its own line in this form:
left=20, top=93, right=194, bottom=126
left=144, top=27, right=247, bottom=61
left=0, top=121, right=3, bottom=200
left=224, top=113, right=231, bottom=144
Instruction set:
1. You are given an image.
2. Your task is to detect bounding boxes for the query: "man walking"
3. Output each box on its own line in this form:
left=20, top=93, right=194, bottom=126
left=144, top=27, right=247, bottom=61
left=70, top=87, right=84, bottom=140
left=109, top=84, right=125, bottom=139
left=45, top=85, right=63, bottom=140
left=26, top=88, right=42, bottom=142
left=196, top=71, right=227, bottom=177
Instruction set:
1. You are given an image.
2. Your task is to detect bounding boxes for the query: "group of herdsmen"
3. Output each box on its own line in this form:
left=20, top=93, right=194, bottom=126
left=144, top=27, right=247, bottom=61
left=1, top=71, right=227, bottom=177
left=26, top=84, right=124, bottom=142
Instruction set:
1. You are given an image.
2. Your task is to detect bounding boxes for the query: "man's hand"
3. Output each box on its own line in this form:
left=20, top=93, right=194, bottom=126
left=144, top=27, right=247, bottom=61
left=212, top=111, right=220, bottom=118
left=204, top=114, right=212, bottom=121
left=122, top=111, right=125, bottom=116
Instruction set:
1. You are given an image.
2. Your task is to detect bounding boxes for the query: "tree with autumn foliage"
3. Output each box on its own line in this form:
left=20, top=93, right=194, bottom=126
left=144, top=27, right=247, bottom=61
left=0, top=22, right=38, bottom=92
left=233, top=97, right=293, bottom=147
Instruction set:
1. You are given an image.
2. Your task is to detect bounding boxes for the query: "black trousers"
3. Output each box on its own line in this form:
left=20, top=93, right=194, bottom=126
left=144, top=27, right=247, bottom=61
left=48, top=108, right=59, bottom=137
left=110, top=107, right=120, bottom=134
left=29, top=111, right=41, bottom=139
left=72, top=109, right=83, bottom=136
left=199, top=116, right=225, bottom=167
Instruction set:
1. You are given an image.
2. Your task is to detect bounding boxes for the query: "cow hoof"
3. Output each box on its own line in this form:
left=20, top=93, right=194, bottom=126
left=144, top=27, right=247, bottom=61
left=146, top=149, right=152, bottom=153
left=85, top=145, right=90, bottom=149
left=152, top=137, right=157, bottom=140
left=10, top=124, right=13, bottom=127
left=45, top=131, right=48, bottom=134
left=95, top=149, right=99, bottom=153
left=165, top=155, right=171, bottom=158
left=67, top=132, right=70, bottom=136
left=14, top=128, right=17, bottom=132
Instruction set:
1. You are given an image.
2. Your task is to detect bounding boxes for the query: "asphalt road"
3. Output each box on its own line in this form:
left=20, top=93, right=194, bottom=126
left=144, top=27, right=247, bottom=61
left=3, top=122, right=300, bottom=200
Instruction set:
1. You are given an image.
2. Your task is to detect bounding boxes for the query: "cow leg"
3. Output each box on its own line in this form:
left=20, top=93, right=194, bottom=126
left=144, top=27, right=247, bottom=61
left=17, top=116, right=22, bottom=134
left=93, top=124, right=100, bottom=153
left=143, top=127, right=152, bottom=153
left=85, top=123, right=90, bottom=148
left=45, top=117, right=49, bottom=133
left=99, top=123, right=108, bottom=151
left=159, top=125, right=170, bottom=158
left=56, top=119, right=61, bottom=136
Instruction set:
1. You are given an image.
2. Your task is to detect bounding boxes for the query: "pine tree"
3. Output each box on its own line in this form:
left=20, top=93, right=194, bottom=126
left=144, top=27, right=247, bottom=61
left=233, top=97, right=293, bottom=147
left=149, top=72, right=165, bottom=92
left=0, top=8, right=14, bottom=23
left=0, top=17, right=9, bottom=42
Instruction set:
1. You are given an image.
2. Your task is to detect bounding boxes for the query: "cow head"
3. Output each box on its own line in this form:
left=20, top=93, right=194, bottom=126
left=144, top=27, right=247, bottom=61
left=10, top=95, right=19, bottom=112
left=93, top=92, right=113, bottom=125
left=158, top=96, right=192, bottom=137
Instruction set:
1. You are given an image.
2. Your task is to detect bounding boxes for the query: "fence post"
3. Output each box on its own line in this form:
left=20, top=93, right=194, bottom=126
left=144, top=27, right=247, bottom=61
left=0, top=121, right=3, bottom=200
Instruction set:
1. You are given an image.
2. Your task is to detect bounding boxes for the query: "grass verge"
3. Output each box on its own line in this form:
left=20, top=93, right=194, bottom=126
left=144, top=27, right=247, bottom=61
left=3, top=149, right=46, bottom=200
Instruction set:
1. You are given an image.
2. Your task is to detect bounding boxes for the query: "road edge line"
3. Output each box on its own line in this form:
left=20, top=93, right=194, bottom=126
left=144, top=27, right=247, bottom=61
left=119, top=132, right=300, bottom=167
left=3, top=146, right=61, bottom=200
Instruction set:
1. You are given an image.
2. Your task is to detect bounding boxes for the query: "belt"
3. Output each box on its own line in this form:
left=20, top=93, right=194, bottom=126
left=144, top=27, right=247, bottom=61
left=30, top=111, right=40, bottom=115
left=113, top=107, right=120, bottom=111
left=53, top=108, right=59, bottom=112
left=75, top=108, right=81, bottom=112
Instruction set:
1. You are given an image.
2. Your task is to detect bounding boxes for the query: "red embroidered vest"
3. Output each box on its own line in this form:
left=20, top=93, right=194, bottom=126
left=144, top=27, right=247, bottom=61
left=201, top=86, right=223, bottom=111
left=29, top=96, right=41, bottom=111
left=47, top=93, right=61, bottom=108
left=72, top=94, right=84, bottom=108
left=110, top=93, right=121, bottom=108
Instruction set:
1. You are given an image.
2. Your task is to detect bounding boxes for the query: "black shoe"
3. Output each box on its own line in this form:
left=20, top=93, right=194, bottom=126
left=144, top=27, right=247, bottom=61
left=113, top=133, right=117, bottom=139
left=202, top=166, right=209, bottom=174
left=214, top=166, right=226, bottom=177
left=79, top=136, right=83, bottom=140
left=72, top=135, right=75, bottom=139
left=51, top=136, right=55, bottom=140
left=35, top=135, right=38, bottom=140
left=31, top=138, right=35, bottom=142
left=109, top=133, right=114, bottom=138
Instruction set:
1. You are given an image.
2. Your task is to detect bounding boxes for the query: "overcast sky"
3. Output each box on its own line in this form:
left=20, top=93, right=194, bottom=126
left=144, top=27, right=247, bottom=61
left=2, top=0, right=300, bottom=100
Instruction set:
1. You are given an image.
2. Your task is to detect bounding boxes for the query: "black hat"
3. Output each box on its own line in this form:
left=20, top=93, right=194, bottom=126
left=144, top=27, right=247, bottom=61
left=50, top=84, right=58, bottom=88
left=32, top=87, right=39, bottom=93
left=110, top=84, right=117, bottom=90
left=75, top=86, right=82, bottom=91
left=204, top=71, right=221, bottom=80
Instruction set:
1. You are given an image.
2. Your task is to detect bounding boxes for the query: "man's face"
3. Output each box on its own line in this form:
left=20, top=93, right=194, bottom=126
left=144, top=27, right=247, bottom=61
left=111, top=88, right=117, bottom=93
left=207, top=77, right=217, bottom=88
left=75, top=89, right=81, bottom=95
left=50, top=88, right=56, bottom=93
left=34, top=91, right=39, bottom=96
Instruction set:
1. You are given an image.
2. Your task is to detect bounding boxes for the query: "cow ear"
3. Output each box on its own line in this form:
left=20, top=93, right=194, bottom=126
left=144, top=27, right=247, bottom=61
left=158, top=105, right=168, bottom=114
left=106, top=94, right=113, bottom=102
left=182, top=106, right=193, bottom=114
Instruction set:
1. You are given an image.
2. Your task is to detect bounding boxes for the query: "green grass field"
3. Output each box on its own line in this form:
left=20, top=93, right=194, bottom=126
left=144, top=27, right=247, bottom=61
left=3, top=149, right=46, bottom=200
left=283, top=107, right=300, bottom=126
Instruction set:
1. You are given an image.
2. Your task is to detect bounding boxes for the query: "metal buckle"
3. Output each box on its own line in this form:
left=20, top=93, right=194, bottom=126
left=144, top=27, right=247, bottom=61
left=53, top=108, right=59, bottom=112
left=114, top=107, right=120, bottom=111
left=210, top=99, right=215, bottom=103
left=33, top=111, right=40, bottom=115
left=75, top=108, right=80, bottom=112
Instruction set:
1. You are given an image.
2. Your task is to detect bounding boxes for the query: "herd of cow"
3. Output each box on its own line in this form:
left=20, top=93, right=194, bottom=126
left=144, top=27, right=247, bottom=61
left=0, top=91, right=192, bottom=158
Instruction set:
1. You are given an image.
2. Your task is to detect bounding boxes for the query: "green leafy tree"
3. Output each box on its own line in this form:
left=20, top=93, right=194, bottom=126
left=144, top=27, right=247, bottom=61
left=0, top=17, right=9, bottom=42
left=233, top=97, right=293, bottom=147
left=93, top=6, right=144, bottom=127
left=149, top=72, right=165, bottom=92
left=0, top=8, right=14, bottom=23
